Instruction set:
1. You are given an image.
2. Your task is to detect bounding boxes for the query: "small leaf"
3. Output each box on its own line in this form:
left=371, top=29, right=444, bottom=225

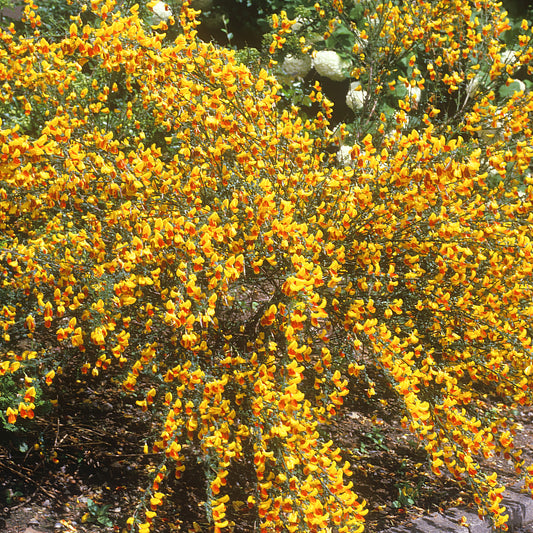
left=499, top=80, right=524, bottom=98
left=348, top=5, right=364, bottom=22
left=395, top=84, right=408, bottom=98
left=380, top=103, right=396, bottom=119
left=97, top=516, right=113, bottom=527
left=326, top=24, right=356, bottom=50
left=87, top=498, right=98, bottom=514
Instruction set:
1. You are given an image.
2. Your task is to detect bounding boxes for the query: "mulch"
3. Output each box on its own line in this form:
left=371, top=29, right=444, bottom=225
left=2, top=382, right=533, bottom=533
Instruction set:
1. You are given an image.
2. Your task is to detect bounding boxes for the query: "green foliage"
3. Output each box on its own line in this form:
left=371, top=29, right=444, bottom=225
left=0, top=374, right=22, bottom=431
left=392, top=480, right=423, bottom=510
left=86, top=498, right=114, bottom=528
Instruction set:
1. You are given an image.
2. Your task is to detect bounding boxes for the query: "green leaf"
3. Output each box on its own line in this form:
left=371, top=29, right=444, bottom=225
left=348, top=5, right=364, bottom=22
left=87, top=499, right=98, bottom=514
left=395, top=84, right=408, bottom=99
left=326, top=24, right=356, bottom=51
left=98, top=504, right=112, bottom=515
left=399, top=55, right=411, bottom=68
left=499, top=80, right=525, bottom=98
left=380, top=103, right=396, bottom=119
left=97, top=515, right=113, bottom=527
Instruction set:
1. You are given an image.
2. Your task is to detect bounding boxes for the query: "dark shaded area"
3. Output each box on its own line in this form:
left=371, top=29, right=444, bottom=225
left=195, top=0, right=270, bottom=49
left=502, top=0, right=533, bottom=19
left=0, top=384, right=155, bottom=532
left=0, top=378, right=469, bottom=533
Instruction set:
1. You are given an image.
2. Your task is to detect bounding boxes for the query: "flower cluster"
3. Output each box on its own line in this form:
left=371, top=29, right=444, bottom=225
left=1, top=0, right=533, bottom=531
left=151, top=1, right=172, bottom=22
left=313, top=49, right=350, bottom=81
left=346, top=80, right=366, bottom=111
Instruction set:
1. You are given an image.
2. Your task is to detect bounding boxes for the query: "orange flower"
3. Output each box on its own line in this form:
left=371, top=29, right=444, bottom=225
left=45, top=369, right=55, bottom=386
left=6, top=407, right=17, bottom=424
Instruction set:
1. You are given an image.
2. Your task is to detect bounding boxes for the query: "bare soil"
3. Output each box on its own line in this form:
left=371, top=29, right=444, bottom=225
left=2, top=382, right=533, bottom=533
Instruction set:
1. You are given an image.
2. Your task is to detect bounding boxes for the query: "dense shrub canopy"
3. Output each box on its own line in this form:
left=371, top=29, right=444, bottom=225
left=1, top=0, right=533, bottom=532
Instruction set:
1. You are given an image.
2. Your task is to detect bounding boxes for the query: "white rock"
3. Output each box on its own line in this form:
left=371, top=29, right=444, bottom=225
left=500, top=50, right=517, bottom=65
left=291, top=16, right=309, bottom=32
left=466, top=73, right=483, bottom=98
left=407, top=85, right=422, bottom=104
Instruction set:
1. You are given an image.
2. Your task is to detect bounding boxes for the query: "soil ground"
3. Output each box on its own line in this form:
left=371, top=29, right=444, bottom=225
left=2, top=382, right=533, bottom=533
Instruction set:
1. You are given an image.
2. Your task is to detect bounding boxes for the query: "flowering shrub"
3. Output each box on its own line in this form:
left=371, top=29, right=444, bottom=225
left=1, top=0, right=533, bottom=532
